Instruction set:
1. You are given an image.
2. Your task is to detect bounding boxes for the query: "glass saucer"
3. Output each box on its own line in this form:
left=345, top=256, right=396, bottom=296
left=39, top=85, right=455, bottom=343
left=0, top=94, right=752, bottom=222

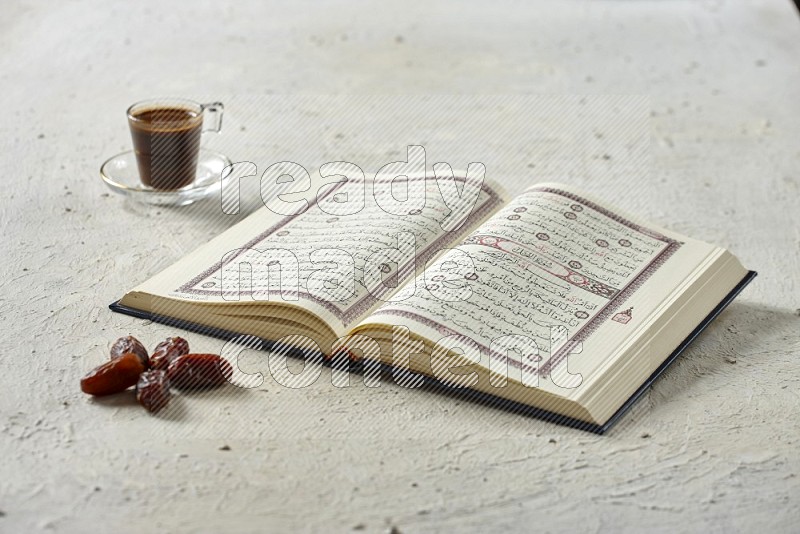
left=100, top=148, right=232, bottom=206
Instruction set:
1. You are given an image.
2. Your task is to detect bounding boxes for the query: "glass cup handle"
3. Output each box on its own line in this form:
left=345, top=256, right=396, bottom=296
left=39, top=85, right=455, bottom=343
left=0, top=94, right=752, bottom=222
left=201, top=102, right=224, bottom=132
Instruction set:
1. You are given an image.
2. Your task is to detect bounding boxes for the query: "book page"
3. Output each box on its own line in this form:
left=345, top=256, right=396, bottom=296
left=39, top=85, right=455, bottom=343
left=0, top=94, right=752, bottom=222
left=129, top=171, right=508, bottom=336
left=356, top=182, right=719, bottom=387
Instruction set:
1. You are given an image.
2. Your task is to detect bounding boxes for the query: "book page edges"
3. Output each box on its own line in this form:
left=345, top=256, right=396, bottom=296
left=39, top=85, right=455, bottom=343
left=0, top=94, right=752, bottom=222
left=580, top=249, right=748, bottom=424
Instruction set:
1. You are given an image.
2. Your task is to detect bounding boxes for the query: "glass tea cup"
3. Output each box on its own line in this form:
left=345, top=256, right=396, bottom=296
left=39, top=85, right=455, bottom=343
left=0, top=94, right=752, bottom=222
left=127, top=98, right=223, bottom=190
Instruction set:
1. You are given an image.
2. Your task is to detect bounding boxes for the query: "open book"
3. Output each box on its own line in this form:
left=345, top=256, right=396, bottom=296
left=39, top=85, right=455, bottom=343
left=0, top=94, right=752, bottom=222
left=112, top=170, right=754, bottom=432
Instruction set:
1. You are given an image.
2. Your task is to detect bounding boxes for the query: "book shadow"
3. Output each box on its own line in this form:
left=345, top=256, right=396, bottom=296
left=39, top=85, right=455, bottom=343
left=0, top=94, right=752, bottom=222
left=362, top=300, right=795, bottom=436
left=628, top=300, right=798, bottom=416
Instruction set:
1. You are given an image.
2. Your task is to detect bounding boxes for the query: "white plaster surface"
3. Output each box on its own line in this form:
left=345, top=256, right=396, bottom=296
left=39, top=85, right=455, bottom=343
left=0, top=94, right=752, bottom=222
left=1, top=1, right=799, bottom=532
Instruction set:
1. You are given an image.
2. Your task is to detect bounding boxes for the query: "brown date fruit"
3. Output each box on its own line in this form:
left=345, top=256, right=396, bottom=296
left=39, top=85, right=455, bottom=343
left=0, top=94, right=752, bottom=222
left=110, top=335, right=149, bottom=369
left=150, top=336, right=190, bottom=370
left=136, top=370, right=171, bottom=413
left=80, top=353, right=146, bottom=396
left=167, top=353, right=233, bottom=390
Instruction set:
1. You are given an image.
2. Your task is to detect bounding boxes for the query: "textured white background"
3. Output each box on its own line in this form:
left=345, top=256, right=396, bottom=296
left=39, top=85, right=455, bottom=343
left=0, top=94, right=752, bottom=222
left=1, top=1, right=799, bottom=532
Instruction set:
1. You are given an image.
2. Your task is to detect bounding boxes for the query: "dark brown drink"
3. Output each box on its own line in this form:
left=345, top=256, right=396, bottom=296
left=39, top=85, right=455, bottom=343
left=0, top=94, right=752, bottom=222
left=129, top=106, right=203, bottom=190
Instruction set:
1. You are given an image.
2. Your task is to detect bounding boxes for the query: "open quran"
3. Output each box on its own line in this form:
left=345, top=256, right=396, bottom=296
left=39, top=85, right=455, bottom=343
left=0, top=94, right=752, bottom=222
left=111, top=170, right=754, bottom=432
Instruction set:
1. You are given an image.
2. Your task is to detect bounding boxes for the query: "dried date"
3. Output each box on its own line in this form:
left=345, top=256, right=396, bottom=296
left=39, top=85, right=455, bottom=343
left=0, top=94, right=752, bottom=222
left=150, top=336, right=190, bottom=370
left=110, top=335, right=149, bottom=369
left=80, top=353, right=146, bottom=396
left=167, top=354, right=232, bottom=390
left=135, top=370, right=171, bottom=413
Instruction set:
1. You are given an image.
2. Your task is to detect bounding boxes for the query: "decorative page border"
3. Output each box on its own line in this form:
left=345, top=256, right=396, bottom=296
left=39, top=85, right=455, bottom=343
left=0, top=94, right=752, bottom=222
left=373, top=187, right=682, bottom=376
left=177, top=175, right=505, bottom=326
